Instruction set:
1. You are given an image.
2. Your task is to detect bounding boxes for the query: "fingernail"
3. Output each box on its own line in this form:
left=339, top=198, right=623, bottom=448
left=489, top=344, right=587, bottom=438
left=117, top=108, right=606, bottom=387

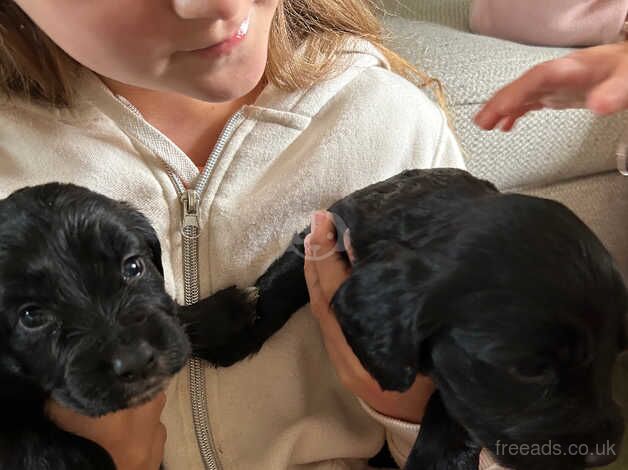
left=304, top=235, right=311, bottom=256
left=474, top=112, right=489, bottom=128
left=311, top=211, right=326, bottom=230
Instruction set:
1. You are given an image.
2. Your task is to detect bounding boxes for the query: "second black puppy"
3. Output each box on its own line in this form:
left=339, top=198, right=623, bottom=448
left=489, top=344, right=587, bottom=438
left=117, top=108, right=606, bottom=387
left=192, top=168, right=628, bottom=470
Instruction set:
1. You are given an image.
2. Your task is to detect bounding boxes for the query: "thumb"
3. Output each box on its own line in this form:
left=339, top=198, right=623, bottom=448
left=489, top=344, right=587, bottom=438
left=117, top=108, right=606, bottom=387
left=305, top=211, right=350, bottom=300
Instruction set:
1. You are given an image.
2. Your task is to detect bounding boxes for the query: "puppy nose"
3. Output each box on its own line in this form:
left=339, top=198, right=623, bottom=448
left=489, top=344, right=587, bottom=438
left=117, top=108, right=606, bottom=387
left=584, top=451, right=617, bottom=467
left=111, top=341, right=156, bottom=381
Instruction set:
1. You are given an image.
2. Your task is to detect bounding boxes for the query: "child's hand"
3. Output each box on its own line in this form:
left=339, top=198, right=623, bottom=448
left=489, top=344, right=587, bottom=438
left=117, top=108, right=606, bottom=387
left=47, top=391, right=167, bottom=470
left=304, top=211, right=434, bottom=423
left=474, top=41, right=628, bottom=131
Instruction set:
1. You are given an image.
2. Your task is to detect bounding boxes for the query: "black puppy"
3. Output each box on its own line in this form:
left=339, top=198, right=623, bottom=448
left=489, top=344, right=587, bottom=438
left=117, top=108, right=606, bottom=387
left=191, top=168, right=628, bottom=470
left=0, top=183, right=257, bottom=470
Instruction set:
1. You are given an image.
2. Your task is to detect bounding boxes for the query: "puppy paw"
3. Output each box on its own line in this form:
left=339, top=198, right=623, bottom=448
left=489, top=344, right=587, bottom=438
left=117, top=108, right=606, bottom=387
left=239, top=287, right=261, bottom=326
left=197, top=337, right=266, bottom=367
left=181, top=286, right=264, bottom=366
left=222, top=286, right=261, bottom=334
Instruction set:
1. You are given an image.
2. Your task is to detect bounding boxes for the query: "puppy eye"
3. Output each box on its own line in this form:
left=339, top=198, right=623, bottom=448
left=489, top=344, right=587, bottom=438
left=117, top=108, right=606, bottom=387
left=18, top=305, right=53, bottom=330
left=508, top=360, right=556, bottom=385
left=122, top=256, right=144, bottom=280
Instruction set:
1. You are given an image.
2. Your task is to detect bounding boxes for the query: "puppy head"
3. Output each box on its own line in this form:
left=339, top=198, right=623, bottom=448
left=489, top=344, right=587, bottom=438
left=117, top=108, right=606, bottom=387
left=333, top=194, right=626, bottom=470
left=428, top=195, right=626, bottom=470
left=429, top=293, right=625, bottom=470
left=0, top=183, right=190, bottom=416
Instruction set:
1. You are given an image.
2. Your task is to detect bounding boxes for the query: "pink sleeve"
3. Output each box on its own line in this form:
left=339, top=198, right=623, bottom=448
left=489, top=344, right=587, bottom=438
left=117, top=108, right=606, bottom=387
left=469, top=0, right=628, bottom=46
left=358, top=399, right=506, bottom=469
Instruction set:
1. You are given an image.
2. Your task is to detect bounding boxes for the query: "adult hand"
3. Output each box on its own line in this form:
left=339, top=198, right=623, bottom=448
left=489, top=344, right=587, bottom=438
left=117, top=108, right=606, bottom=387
left=474, top=41, right=628, bottom=131
left=304, top=211, right=434, bottom=423
left=47, top=391, right=167, bottom=470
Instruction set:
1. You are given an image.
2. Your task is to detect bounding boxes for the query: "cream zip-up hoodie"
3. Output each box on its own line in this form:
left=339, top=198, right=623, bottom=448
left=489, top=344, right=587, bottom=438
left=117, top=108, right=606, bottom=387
left=0, top=40, right=496, bottom=470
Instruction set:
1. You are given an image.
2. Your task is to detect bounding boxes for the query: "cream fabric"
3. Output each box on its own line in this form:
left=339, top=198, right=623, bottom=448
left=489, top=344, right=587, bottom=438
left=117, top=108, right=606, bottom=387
left=0, top=40, right=485, bottom=470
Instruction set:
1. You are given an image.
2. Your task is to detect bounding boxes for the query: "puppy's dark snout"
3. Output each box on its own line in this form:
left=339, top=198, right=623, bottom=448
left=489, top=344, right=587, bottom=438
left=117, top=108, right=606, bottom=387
left=582, top=415, right=623, bottom=468
left=111, top=341, right=156, bottom=381
left=584, top=451, right=617, bottom=467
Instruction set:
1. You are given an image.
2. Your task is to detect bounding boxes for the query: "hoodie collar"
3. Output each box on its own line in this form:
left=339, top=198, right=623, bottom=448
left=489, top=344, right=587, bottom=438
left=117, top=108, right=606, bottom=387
left=74, top=38, right=388, bottom=183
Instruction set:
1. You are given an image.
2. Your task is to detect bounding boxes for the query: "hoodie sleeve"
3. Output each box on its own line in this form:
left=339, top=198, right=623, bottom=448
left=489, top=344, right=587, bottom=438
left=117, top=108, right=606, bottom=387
left=359, top=399, right=504, bottom=469
left=430, top=109, right=467, bottom=170
left=469, top=0, right=628, bottom=46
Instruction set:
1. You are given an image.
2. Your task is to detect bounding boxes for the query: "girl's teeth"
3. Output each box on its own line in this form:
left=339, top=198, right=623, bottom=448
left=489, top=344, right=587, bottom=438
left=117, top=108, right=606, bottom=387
left=237, top=15, right=250, bottom=37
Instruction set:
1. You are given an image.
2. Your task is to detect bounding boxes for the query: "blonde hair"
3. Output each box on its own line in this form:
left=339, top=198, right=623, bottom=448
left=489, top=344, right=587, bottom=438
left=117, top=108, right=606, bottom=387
left=0, top=0, right=447, bottom=112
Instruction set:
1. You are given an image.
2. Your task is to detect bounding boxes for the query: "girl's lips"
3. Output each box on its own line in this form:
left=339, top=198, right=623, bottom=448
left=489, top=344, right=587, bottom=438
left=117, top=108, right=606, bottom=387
left=197, top=14, right=250, bottom=57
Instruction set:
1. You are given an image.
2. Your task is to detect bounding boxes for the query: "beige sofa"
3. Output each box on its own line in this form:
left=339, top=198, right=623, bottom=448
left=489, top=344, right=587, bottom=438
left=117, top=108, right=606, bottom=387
left=379, top=1, right=628, bottom=468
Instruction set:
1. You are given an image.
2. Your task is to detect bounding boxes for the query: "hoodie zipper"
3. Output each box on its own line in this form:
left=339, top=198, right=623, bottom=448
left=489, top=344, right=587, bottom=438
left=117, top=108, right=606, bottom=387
left=166, top=110, right=245, bottom=470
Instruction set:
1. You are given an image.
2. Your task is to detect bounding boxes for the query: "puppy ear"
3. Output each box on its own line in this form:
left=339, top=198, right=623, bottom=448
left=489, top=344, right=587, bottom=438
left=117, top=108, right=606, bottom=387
left=331, top=243, right=442, bottom=392
left=621, top=312, right=628, bottom=352
left=406, top=391, right=480, bottom=470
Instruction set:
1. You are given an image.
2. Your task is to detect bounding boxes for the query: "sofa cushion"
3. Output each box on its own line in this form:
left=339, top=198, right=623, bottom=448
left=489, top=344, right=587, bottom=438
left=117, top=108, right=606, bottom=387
left=522, top=171, right=628, bottom=279
left=380, top=0, right=472, bottom=30
left=381, top=17, right=628, bottom=191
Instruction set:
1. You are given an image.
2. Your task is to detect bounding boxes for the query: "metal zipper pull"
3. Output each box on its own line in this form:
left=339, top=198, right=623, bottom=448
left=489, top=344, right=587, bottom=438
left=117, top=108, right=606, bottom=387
left=181, top=189, right=201, bottom=239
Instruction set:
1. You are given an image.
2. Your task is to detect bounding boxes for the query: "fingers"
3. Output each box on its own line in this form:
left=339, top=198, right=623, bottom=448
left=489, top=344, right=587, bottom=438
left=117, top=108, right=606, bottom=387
left=137, top=391, right=167, bottom=427
left=488, top=103, right=544, bottom=132
left=303, top=250, right=325, bottom=320
left=474, top=94, right=541, bottom=131
left=343, top=229, right=356, bottom=264
left=474, top=62, right=556, bottom=129
left=304, top=211, right=350, bottom=301
left=476, top=41, right=628, bottom=128
left=149, top=422, right=168, bottom=470
left=474, top=57, right=596, bottom=130
left=587, top=69, right=628, bottom=115
left=47, top=392, right=168, bottom=470
left=149, top=390, right=167, bottom=411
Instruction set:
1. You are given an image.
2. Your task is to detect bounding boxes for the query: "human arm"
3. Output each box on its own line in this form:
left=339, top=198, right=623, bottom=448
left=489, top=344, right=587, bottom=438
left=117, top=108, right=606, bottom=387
left=303, top=211, right=435, bottom=467
left=474, top=41, right=628, bottom=131
left=303, top=211, right=435, bottom=424
left=304, top=212, right=506, bottom=469
left=46, top=392, right=167, bottom=470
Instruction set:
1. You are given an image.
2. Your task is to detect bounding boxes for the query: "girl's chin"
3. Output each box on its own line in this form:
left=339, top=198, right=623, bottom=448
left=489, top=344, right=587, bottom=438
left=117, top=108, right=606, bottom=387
left=185, top=69, right=267, bottom=103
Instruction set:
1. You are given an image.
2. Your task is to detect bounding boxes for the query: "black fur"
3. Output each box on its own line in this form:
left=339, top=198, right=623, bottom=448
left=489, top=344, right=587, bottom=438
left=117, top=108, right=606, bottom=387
left=0, top=184, right=193, bottom=470
left=3, top=169, right=626, bottom=470
left=0, top=182, right=287, bottom=469
left=194, top=168, right=628, bottom=470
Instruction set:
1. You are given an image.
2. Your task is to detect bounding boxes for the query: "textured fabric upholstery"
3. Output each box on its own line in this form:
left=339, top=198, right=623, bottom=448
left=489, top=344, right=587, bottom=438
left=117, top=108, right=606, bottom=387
left=379, top=0, right=473, bottom=30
